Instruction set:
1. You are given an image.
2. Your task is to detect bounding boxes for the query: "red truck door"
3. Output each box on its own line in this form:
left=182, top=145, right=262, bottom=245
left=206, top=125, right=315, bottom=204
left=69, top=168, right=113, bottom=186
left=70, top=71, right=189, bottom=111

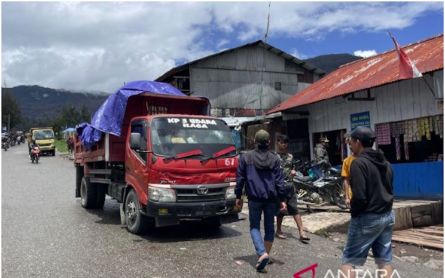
left=125, top=119, right=150, bottom=204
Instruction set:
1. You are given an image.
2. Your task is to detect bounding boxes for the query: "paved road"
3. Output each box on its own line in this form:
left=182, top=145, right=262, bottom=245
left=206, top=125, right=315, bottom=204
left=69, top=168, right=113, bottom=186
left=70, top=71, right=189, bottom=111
left=2, top=145, right=442, bottom=277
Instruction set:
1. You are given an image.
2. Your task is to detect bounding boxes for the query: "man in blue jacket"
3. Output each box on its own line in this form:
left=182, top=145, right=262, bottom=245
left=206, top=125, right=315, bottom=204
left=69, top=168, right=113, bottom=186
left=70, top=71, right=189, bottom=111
left=235, top=129, right=287, bottom=272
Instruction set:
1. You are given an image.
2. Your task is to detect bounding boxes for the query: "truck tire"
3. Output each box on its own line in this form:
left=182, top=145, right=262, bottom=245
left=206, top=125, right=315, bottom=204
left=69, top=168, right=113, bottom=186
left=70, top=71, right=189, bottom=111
left=80, top=177, right=97, bottom=209
left=125, top=189, right=148, bottom=234
left=75, top=166, right=84, bottom=198
left=95, top=184, right=106, bottom=209
left=52, top=150, right=56, bottom=156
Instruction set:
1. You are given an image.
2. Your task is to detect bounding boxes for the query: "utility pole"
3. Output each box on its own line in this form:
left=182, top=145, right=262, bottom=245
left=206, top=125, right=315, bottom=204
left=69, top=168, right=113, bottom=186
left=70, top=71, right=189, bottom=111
left=259, top=2, right=271, bottom=119
left=264, top=2, right=271, bottom=43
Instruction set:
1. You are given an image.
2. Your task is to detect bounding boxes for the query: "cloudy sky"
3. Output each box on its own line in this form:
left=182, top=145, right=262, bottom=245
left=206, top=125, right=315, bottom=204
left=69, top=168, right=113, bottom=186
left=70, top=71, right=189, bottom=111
left=2, top=1, right=443, bottom=93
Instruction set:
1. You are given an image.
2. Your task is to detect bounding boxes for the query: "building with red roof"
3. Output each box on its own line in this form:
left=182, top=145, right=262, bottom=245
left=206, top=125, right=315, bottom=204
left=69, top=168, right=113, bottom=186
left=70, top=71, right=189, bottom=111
left=266, top=34, right=443, bottom=198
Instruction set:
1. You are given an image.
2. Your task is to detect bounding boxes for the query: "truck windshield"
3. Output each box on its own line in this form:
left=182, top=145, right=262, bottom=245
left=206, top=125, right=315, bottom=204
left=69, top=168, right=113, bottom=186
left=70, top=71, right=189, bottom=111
left=151, top=117, right=235, bottom=157
left=33, top=130, right=54, bottom=140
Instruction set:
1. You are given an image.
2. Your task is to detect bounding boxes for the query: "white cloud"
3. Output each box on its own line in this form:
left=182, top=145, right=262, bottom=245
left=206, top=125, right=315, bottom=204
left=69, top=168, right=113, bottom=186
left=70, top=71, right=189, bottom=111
left=2, top=2, right=442, bottom=92
left=290, top=49, right=308, bottom=60
left=353, top=50, right=378, bottom=58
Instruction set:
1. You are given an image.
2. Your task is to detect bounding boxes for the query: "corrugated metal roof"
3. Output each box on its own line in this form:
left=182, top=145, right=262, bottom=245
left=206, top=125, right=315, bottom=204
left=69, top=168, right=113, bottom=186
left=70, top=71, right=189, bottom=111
left=268, top=34, right=443, bottom=114
left=156, top=40, right=324, bottom=82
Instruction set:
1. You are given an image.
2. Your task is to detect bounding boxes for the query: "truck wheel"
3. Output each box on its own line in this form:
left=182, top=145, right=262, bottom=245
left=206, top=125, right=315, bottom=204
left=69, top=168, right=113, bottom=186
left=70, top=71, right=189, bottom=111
left=125, top=189, right=148, bottom=234
left=80, top=177, right=97, bottom=209
left=95, top=184, right=106, bottom=209
left=52, top=150, right=56, bottom=156
left=203, top=216, right=222, bottom=229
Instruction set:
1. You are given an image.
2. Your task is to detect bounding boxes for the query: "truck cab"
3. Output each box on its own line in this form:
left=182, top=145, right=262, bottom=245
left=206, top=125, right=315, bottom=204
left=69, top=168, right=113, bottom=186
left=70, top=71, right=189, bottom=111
left=126, top=115, right=237, bottom=229
left=28, top=127, right=55, bottom=156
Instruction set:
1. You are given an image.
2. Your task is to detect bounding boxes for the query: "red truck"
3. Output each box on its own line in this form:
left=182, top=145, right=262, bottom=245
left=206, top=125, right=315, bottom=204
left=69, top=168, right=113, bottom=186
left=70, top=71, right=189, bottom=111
left=74, top=90, right=238, bottom=234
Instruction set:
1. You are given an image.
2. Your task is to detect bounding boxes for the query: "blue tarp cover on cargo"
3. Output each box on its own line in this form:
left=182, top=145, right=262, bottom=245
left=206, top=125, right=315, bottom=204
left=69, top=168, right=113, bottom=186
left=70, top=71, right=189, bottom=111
left=76, top=80, right=185, bottom=149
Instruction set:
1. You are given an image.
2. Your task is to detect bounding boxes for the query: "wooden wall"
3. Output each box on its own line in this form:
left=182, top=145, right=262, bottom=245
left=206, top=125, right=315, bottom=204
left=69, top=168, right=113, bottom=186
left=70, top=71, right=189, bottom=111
left=189, top=45, right=317, bottom=111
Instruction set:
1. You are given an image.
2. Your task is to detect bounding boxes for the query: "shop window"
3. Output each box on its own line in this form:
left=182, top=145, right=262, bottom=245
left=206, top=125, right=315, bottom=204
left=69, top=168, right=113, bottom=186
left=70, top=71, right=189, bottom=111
left=376, top=115, right=443, bottom=163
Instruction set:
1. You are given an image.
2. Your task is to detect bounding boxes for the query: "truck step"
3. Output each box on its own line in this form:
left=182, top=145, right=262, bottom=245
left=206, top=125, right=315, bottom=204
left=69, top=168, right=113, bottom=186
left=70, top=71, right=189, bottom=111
left=89, top=169, right=112, bottom=175
left=89, top=177, right=111, bottom=184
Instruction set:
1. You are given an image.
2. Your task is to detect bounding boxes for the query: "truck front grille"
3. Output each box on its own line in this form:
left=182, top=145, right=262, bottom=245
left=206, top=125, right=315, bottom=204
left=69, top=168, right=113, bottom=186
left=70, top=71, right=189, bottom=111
left=175, top=187, right=226, bottom=203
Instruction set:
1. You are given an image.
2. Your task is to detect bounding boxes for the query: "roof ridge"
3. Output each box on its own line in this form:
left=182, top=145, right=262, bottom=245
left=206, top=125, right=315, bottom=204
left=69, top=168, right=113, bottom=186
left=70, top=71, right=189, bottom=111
left=340, top=33, right=444, bottom=69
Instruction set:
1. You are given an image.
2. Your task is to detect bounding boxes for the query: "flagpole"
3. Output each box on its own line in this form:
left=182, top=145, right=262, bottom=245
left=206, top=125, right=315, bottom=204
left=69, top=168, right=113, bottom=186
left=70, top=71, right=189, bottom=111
left=421, top=75, right=437, bottom=98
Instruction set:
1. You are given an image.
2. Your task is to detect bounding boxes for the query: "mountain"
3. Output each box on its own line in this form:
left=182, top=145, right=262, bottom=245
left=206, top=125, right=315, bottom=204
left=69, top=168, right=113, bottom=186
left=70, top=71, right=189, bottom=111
left=7, top=54, right=361, bottom=123
left=7, top=85, right=108, bottom=122
left=304, top=53, right=362, bottom=74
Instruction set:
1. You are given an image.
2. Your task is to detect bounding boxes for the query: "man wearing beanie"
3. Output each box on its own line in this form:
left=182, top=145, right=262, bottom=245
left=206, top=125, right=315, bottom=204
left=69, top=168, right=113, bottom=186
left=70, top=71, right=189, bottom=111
left=235, top=129, right=287, bottom=273
left=341, top=126, right=395, bottom=278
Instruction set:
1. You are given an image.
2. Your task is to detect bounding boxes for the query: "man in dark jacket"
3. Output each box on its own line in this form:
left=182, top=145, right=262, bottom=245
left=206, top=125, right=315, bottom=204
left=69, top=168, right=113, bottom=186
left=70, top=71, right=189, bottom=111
left=341, top=126, right=395, bottom=278
left=235, top=129, right=287, bottom=272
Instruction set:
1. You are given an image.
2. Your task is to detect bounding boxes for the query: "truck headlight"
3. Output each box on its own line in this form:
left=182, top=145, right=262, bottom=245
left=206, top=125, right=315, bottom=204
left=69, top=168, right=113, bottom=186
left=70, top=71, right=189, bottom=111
left=225, top=185, right=236, bottom=200
left=149, top=187, right=176, bottom=202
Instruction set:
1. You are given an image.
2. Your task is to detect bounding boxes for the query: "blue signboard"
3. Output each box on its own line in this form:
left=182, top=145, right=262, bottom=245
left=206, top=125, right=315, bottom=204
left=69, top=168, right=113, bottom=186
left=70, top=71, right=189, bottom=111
left=351, top=111, right=370, bottom=130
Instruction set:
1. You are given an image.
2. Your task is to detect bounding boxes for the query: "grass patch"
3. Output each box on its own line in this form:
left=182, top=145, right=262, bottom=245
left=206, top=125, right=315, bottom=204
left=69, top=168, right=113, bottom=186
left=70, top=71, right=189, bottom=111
left=55, top=140, right=68, bottom=153
left=314, top=228, right=330, bottom=237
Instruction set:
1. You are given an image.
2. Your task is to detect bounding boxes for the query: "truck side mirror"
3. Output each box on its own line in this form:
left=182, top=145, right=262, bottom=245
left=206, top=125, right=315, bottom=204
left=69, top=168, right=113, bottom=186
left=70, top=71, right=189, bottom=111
left=130, top=133, right=141, bottom=150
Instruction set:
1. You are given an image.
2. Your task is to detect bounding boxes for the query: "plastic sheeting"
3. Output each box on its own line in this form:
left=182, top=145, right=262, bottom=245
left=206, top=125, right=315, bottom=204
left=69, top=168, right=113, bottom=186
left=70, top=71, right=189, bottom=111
left=392, top=161, right=443, bottom=198
left=76, top=80, right=184, bottom=149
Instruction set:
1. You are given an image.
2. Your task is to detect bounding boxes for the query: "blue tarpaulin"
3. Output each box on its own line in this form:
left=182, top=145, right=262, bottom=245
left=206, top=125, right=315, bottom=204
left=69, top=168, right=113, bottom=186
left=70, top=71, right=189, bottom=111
left=76, top=80, right=184, bottom=149
left=392, top=161, right=443, bottom=199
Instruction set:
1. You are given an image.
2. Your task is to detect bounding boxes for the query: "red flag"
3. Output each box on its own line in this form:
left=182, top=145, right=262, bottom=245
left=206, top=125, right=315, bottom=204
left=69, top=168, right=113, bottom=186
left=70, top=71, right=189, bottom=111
left=389, top=32, right=423, bottom=79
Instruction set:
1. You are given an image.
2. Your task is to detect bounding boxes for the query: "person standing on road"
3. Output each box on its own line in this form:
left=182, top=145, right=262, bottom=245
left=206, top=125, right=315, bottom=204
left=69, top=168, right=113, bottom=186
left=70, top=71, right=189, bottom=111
left=235, top=129, right=287, bottom=273
left=341, top=133, right=356, bottom=208
left=341, top=126, right=395, bottom=278
left=275, top=135, right=310, bottom=243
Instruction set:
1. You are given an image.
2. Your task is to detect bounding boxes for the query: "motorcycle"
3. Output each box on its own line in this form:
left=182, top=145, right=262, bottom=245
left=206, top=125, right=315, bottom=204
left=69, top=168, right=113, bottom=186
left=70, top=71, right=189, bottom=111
left=2, top=135, right=9, bottom=151
left=30, top=146, right=40, bottom=164
left=292, top=160, right=347, bottom=209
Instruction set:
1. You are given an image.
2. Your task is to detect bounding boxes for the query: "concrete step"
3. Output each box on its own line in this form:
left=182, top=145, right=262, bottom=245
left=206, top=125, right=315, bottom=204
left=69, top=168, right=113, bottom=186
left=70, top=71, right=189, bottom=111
left=240, top=199, right=443, bottom=234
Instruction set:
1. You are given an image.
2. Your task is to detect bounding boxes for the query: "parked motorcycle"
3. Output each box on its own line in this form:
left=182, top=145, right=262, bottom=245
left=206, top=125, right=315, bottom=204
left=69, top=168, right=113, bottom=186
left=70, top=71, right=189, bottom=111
left=30, top=145, right=40, bottom=164
left=292, top=160, right=346, bottom=209
left=2, top=134, right=9, bottom=151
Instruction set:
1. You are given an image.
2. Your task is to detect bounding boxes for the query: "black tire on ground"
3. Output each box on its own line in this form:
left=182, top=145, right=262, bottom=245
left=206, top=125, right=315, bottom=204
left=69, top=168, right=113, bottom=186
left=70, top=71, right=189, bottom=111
left=95, top=184, right=106, bottom=209
left=203, top=216, right=222, bottom=229
left=52, top=150, right=56, bottom=156
left=80, top=177, right=97, bottom=209
left=75, top=166, right=84, bottom=198
left=124, top=189, right=148, bottom=234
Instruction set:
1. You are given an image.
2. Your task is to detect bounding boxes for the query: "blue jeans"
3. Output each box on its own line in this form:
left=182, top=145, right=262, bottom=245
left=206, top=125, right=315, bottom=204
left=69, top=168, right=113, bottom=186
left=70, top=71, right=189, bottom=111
left=342, top=211, right=395, bottom=266
left=248, top=200, right=278, bottom=256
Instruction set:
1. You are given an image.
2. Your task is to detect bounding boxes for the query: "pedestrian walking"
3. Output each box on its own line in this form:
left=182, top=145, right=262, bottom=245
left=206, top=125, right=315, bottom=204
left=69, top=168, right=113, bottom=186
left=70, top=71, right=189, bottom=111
left=235, top=129, right=287, bottom=273
left=274, top=135, right=310, bottom=243
left=341, top=133, right=356, bottom=208
left=340, top=126, right=395, bottom=278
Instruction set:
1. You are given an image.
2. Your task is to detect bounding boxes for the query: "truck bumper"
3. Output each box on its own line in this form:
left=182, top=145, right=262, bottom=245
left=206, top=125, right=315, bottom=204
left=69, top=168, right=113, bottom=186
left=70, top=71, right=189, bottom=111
left=145, top=199, right=236, bottom=227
